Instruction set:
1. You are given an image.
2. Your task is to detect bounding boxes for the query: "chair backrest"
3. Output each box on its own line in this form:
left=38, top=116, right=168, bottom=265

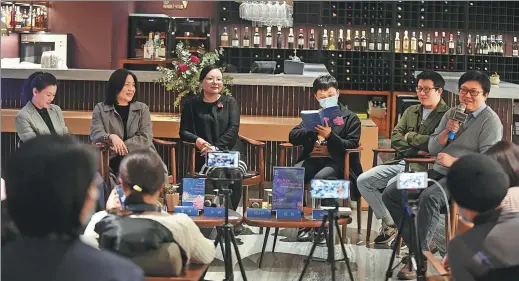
left=145, top=263, right=209, bottom=281
left=133, top=243, right=184, bottom=278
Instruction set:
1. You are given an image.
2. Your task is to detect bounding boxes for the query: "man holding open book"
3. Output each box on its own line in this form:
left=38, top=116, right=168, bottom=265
left=288, top=75, right=363, bottom=242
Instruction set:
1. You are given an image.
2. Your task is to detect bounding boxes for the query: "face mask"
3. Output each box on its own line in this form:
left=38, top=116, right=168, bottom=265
left=318, top=95, right=338, bottom=108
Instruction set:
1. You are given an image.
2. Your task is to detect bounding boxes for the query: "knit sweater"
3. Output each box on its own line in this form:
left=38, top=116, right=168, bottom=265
left=428, top=106, right=502, bottom=175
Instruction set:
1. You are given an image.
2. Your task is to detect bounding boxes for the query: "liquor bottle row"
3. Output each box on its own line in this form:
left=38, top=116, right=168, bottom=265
left=0, top=3, right=48, bottom=30
left=141, top=32, right=166, bottom=60
left=219, top=26, right=391, bottom=51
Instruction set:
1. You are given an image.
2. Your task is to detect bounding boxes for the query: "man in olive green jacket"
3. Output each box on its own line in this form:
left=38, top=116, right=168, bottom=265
left=357, top=70, right=450, bottom=244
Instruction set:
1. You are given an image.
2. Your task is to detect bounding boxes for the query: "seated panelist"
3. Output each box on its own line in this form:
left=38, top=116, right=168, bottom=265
left=357, top=70, right=449, bottom=245
left=89, top=68, right=167, bottom=186
left=14, top=71, right=107, bottom=210
left=288, top=75, right=363, bottom=241
left=179, top=65, right=246, bottom=211
left=382, top=71, right=503, bottom=280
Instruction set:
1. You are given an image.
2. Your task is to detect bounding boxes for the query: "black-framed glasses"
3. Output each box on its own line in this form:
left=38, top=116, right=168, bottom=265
left=416, top=87, right=439, bottom=94
left=459, top=88, right=482, bottom=97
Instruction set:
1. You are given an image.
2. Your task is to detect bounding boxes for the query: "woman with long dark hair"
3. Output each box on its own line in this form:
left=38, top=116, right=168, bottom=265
left=89, top=68, right=167, bottom=183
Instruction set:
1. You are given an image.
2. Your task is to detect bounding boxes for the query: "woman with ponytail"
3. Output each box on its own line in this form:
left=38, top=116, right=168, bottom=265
left=15, top=72, right=68, bottom=142
left=83, top=149, right=215, bottom=273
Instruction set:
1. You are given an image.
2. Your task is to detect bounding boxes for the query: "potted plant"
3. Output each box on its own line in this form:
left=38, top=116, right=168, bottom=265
left=163, top=183, right=180, bottom=212
left=155, top=42, right=234, bottom=107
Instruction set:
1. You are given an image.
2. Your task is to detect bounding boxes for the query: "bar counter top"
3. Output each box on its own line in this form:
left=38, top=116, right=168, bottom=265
left=1, top=67, right=328, bottom=87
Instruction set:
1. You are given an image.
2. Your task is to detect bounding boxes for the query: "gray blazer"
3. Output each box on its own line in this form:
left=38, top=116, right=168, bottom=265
left=89, top=101, right=156, bottom=153
left=15, top=101, right=69, bottom=142
left=89, top=101, right=168, bottom=182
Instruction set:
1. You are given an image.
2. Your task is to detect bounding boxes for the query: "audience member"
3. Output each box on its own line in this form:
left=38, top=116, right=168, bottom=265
left=2, top=135, right=144, bottom=281
left=14, top=71, right=107, bottom=210
left=1, top=178, right=18, bottom=246
left=179, top=65, right=246, bottom=212
left=83, top=149, right=215, bottom=272
left=485, top=141, right=519, bottom=214
left=383, top=70, right=503, bottom=279
left=357, top=70, right=449, bottom=244
left=89, top=68, right=167, bottom=185
left=447, top=154, right=519, bottom=281
left=288, top=75, right=363, bottom=242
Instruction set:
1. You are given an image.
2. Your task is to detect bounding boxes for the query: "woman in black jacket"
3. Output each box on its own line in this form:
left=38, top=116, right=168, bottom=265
left=179, top=65, right=245, bottom=211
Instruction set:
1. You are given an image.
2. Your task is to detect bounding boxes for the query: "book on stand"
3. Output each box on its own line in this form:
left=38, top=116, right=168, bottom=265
left=272, top=167, right=305, bottom=211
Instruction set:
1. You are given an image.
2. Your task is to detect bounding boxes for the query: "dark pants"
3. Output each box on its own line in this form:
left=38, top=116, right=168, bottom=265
left=382, top=169, right=449, bottom=250
left=295, top=157, right=342, bottom=206
left=94, top=172, right=107, bottom=211
left=204, top=169, right=243, bottom=211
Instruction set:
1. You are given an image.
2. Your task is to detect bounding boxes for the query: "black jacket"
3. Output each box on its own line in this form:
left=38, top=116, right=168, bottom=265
left=289, top=103, right=363, bottom=199
left=179, top=94, right=243, bottom=171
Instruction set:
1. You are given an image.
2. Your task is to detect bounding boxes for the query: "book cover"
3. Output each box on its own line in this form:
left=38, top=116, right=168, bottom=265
left=181, top=178, right=206, bottom=209
left=272, top=167, right=305, bottom=211
left=300, top=110, right=322, bottom=131
left=300, top=105, right=343, bottom=131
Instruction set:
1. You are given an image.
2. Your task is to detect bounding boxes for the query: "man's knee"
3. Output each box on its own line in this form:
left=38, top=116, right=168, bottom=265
left=419, top=185, right=446, bottom=209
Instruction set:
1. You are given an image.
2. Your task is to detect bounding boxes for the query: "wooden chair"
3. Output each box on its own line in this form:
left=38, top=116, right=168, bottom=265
left=91, top=143, right=111, bottom=197
left=153, top=138, right=178, bottom=184
left=278, top=143, right=363, bottom=242
left=145, top=263, right=209, bottom=281
left=366, top=148, right=397, bottom=243
left=183, top=135, right=265, bottom=214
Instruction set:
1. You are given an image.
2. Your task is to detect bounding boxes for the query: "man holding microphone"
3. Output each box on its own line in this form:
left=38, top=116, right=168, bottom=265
left=382, top=71, right=503, bottom=280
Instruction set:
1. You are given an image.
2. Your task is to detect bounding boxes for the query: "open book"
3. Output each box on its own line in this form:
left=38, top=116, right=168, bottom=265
left=300, top=105, right=342, bottom=131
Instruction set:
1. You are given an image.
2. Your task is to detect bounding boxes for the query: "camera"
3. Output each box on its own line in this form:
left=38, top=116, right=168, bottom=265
left=248, top=198, right=263, bottom=208
left=310, top=179, right=350, bottom=199
left=396, top=172, right=428, bottom=190
left=206, top=151, right=240, bottom=168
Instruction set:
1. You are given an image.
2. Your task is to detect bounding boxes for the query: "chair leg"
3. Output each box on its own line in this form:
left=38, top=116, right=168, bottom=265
left=396, top=237, right=402, bottom=256
left=444, top=214, right=450, bottom=252
left=356, top=198, right=362, bottom=234
left=272, top=228, right=279, bottom=252
left=366, top=207, right=374, bottom=243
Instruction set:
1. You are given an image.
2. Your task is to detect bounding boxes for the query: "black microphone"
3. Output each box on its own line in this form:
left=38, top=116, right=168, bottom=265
left=448, top=103, right=467, bottom=141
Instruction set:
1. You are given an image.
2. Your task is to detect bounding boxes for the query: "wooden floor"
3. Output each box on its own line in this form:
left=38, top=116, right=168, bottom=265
left=203, top=204, right=446, bottom=281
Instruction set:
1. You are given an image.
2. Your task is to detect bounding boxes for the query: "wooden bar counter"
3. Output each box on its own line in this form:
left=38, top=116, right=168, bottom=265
left=1, top=68, right=379, bottom=181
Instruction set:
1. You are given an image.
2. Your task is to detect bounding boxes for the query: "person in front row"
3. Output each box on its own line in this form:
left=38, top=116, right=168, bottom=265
left=382, top=70, right=503, bottom=280
left=15, top=71, right=107, bottom=210
left=89, top=68, right=168, bottom=187
left=446, top=154, right=519, bottom=281
left=289, top=75, right=363, bottom=242
left=2, top=135, right=144, bottom=281
left=357, top=70, right=449, bottom=244
left=357, top=70, right=449, bottom=245
left=83, top=149, right=215, bottom=272
left=179, top=65, right=246, bottom=213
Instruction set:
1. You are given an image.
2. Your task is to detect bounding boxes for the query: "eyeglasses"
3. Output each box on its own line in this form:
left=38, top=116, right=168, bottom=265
left=459, top=88, right=482, bottom=97
left=416, top=87, right=439, bottom=94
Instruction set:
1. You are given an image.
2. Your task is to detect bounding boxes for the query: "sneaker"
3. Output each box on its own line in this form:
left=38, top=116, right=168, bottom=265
left=397, top=260, right=416, bottom=280
left=374, top=223, right=397, bottom=244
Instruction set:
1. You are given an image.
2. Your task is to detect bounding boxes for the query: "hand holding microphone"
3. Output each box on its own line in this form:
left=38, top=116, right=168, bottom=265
left=447, top=103, right=467, bottom=141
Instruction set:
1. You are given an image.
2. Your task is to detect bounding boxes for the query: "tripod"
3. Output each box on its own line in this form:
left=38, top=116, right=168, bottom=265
left=385, top=196, right=426, bottom=281
left=210, top=170, right=248, bottom=281
left=298, top=203, right=355, bottom=281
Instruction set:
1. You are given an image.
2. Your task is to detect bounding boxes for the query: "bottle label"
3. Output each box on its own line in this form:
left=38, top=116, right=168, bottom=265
left=243, top=39, right=249, bottom=47
left=513, top=50, right=518, bottom=56
left=377, top=43, right=382, bottom=50
left=232, top=40, right=239, bottom=47
left=254, top=37, right=260, bottom=45
left=369, top=43, right=375, bottom=50
left=266, top=37, right=272, bottom=46
left=384, top=43, right=390, bottom=51
left=298, top=38, right=304, bottom=46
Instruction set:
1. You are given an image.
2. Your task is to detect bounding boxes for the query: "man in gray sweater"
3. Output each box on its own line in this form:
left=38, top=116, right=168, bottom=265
left=382, top=71, right=503, bottom=280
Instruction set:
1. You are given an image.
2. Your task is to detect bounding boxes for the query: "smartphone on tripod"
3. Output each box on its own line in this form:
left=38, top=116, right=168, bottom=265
left=396, top=172, right=428, bottom=190
left=206, top=151, right=240, bottom=168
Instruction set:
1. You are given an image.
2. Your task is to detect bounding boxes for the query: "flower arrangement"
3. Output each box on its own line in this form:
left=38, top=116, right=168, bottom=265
left=155, top=42, right=233, bottom=107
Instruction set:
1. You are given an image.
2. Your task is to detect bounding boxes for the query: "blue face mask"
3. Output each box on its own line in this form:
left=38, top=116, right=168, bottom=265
left=318, top=95, right=339, bottom=108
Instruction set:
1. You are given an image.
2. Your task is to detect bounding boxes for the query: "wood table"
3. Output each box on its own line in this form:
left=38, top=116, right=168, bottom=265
left=243, top=208, right=352, bottom=268
left=145, top=263, right=209, bottom=281
left=170, top=209, right=243, bottom=228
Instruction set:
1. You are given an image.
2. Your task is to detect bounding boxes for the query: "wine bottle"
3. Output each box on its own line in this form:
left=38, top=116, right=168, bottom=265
left=513, top=36, right=518, bottom=57
left=425, top=33, right=432, bottom=53
left=243, top=27, right=250, bottom=48
left=309, top=29, right=316, bottom=50
left=276, top=28, right=282, bottom=49
left=221, top=27, right=229, bottom=47
left=368, top=28, right=375, bottom=51
left=456, top=31, right=463, bottom=54
left=253, top=27, right=260, bottom=48
left=353, top=30, right=359, bottom=51
left=376, top=28, right=383, bottom=51
left=329, top=30, right=336, bottom=50
left=441, top=32, right=446, bottom=54
left=433, top=32, right=439, bottom=53
left=410, top=31, right=417, bottom=53
left=384, top=28, right=390, bottom=51
left=448, top=33, right=455, bottom=54
left=287, top=28, right=294, bottom=49
left=360, top=30, right=367, bottom=51
left=322, top=29, right=329, bottom=50
left=394, top=31, right=401, bottom=53
left=232, top=27, right=239, bottom=47
left=297, top=28, right=304, bottom=49
left=467, top=34, right=472, bottom=55
left=265, top=27, right=272, bottom=48
left=417, top=32, right=424, bottom=53
left=338, top=29, right=344, bottom=50
left=402, top=30, right=409, bottom=53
